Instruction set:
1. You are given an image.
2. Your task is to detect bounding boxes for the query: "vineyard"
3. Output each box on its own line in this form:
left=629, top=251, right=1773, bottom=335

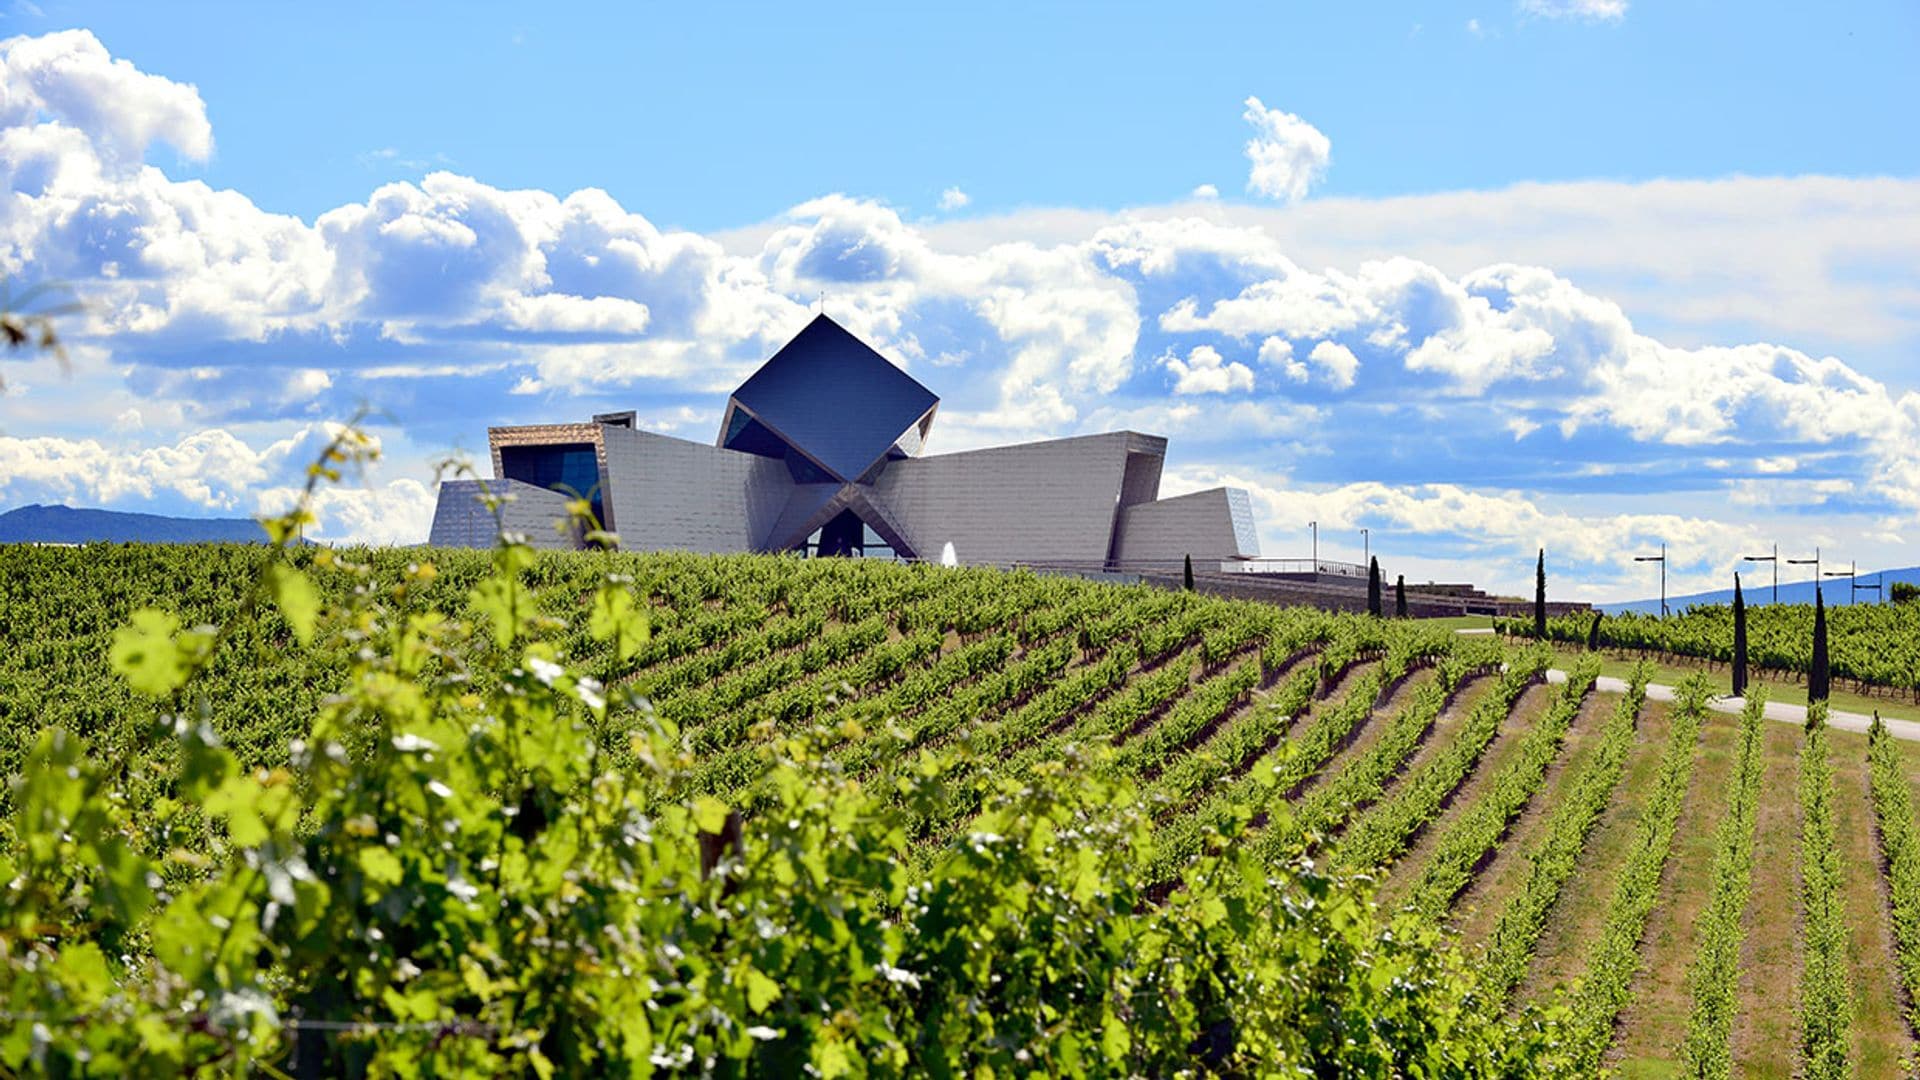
left=8, top=524, right=1920, bottom=1073
left=1507, top=603, right=1920, bottom=696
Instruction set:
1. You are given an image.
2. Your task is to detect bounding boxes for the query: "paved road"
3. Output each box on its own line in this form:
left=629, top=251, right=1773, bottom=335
left=1543, top=668, right=1920, bottom=742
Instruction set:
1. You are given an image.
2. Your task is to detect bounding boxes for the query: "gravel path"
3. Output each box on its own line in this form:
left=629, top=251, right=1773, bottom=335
left=1542, top=669, right=1918, bottom=741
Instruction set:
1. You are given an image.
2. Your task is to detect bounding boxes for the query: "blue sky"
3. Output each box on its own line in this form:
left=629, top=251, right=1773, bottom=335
left=45, top=2, right=1918, bottom=228
left=0, top=1, right=1915, bottom=600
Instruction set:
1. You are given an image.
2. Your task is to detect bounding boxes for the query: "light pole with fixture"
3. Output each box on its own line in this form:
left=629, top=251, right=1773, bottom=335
left=1788, top=547, right=1820, bottom=600
left=1361, top=527, right=1370, bottom=568
left=1308, top=520, right=1318, bottom=573
left=1825, top=560, right=1881, bottom=605
left=1635, top=543, right=1668, bottom=617
left=1742, top=544, right=1779, bottom=605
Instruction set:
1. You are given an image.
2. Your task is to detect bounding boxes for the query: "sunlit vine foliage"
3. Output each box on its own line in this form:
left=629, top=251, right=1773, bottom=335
left=0, top=429, right=1563, bottom=1076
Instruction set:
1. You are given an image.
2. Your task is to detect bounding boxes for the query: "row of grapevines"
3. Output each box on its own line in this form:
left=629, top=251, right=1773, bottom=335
left=1867, top=714, right=1920, bottom=1037
left=1262, top=636, right=1507, bottom=859
left=661, top=614, right=892, bottom=733
left=984, top=647, right=1202, bottom=791
left=1679, top=690, right=1770, bottom=1077
left=884, top=598, right=1215, bottom=836
left=888, top=602, right=1281, bottom=867
left=932, top=611, right=1339, bottom=880
left=1140, top=665, right=1376, bottom=885
left=1798, top=709, right=1855, bottom=1079
left=635, top=566, right=1007, bottom=707
left=1146, top=667, right=1320, bottom=812
left=627, top=607, right=826, bottom=699
left=1107, top=660, right=1261, bottom=776
left=682, top=629, right=950, bottom=796
left=1330, top=647, right=1550, bottom=875
left=1546, top=678, right=1709, bottom=1072
left=904, top=640, right=1150, bottom=823
left=1141, top=623, right=1453, bottom=884
left=1080, top=591, right=1191, bottom=654
left=840, top=635, right=1079, bottom=775
left=1511, top=600, right=1920, bottom=690
left=1013, top=582, right=1137, bottom=646
left=690, top=573, right=1000, bottom=731
left=1398, top=656, right=1602, bottom=921
left=1475, top=664, right=1649, bottom=1004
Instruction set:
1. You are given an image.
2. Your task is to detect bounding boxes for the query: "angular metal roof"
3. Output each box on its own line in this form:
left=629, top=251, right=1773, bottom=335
left=720, top=314, right=939, bottom=484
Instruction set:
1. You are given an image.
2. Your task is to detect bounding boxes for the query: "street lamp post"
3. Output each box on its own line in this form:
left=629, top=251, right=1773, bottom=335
left=1826, top=560, right=1882, bottom=605
left=1742, top=544, right=1779, bottom=605
left=1788, top=547, right=1820, bottom=601
left=1635, top=543, right=1668, bottom=617
left=1361, top=527, right=1370, bottom=569
left=1823, top=566, right=1851, bottom=606
left=1309, top=520, right=1318, bottom=573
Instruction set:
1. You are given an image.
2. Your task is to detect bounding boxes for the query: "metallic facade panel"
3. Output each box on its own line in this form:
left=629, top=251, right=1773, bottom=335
left=871, top=431, right=1137, bottom=566
left=428, top=478, right=579, bottom=549
left=1111, top=487, right=1261, bottom=566
left=726, top=315, right=940, bottom=483
left=425, top=321, right=1274, bottom=565
left=599, top=426, right=793, bottom=554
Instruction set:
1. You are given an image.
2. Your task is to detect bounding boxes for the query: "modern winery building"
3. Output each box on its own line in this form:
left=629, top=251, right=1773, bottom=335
left=428, top=314, right=1261, bottom=567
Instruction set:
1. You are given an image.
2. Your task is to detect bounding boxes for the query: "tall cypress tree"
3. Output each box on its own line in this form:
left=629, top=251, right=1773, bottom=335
left=1587, top=610, right=1603, bottom=651
left=1367, top=557, right=1383, bottom=618
left=1183, top=553, right=1194, bottom=592
left=1809, top=586, right=1830, bottom=705
left=1395, top=574, right=1408, bottom=618
left=1534, top=549, right=1548, bottom=640
left=1732, top=572, right=1749, bottom=698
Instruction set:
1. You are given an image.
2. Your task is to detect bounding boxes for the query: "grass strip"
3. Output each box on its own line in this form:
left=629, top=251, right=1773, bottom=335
left=1545, top=677, right=1708, bottom=1072
left=1399, top=656, right=1601, bottom=921
left=1477, top=664, right=1649, bottom=1006
left=1678, top=690, right=1770, bottom=1076
left=1329, top=648, right=1549, bottom=876
left=1868, top=713, right=1920, bottom=1039
left=1797, top=708, right=1855, bottom=1079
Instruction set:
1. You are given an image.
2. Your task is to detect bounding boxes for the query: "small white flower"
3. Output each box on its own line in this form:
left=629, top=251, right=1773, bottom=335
left=746, top=1025, right=781, bottom=1041
left=576, top=677, right=606, bottom=711
left=426, top=779, right=454, bottom=799
left=445, top=875, right=479, bottom=903
left=875, top=963, right=922, bottom=990
left=391, top=733, right=438, bottom=753
left=527, top=657, right=565, bottom=686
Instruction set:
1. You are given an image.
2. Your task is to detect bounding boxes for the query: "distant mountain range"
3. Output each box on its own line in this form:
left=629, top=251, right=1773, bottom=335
left=0, top=504, right=266, bottom=544
left=1601, top=565, right=1920, bottom=615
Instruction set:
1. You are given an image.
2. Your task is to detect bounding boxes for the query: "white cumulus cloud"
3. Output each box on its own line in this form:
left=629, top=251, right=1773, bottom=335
left=0, top=29, right=212, bottom=162
left=1241, top=95, right=1331, bottom=204
left=938, top=186, right=969, bottom=211
left=1163, top=344, right=1255, bottom=395
left=1307, top=341, right=1359, bottom=389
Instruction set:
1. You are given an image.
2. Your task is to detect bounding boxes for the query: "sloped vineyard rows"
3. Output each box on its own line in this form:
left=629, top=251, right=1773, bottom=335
left=1799, top=709, right=1857, bottom=1077
left=1868, top=715, right=1920, bottom=1038
left=1546, top=679, right=1710, bottom=1073
left=7, top=528, right=1920, bottom=1075
left=1476, top=665, right=1650, bottom=1005
left=1400, top=656, right=1601, bottom=922
left=1679, top=691, right=1770, bottom=1077
left=1504, top=603, right=1920, bottom=692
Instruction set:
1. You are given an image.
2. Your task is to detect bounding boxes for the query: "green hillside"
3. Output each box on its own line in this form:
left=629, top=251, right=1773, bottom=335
left=5, top=538, right=1920, bottom=1075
